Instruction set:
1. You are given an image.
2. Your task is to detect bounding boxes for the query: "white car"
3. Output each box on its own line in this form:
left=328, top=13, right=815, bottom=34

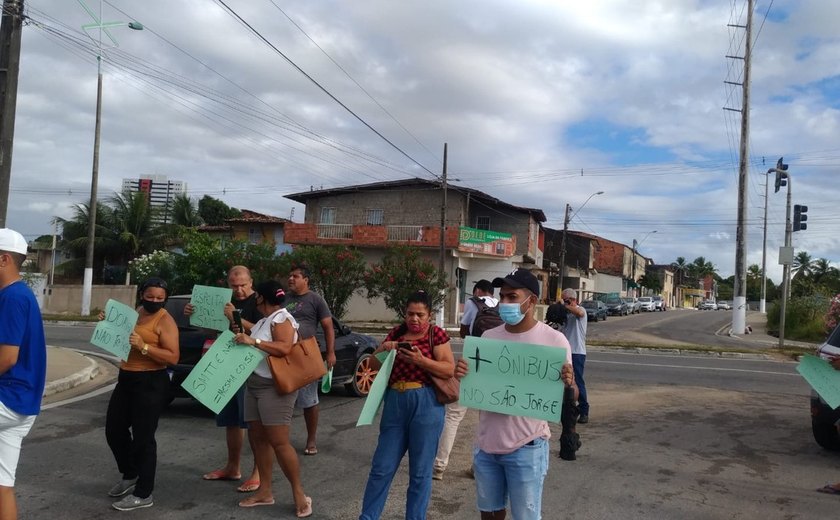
left=638, top=296, right=655, bottom=312
left=699, top=300, right=717, bottom=310
left=716, top=301, right=731, bottom=310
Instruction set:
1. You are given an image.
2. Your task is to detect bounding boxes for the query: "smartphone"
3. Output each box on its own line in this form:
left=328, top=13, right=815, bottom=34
left=397, top=342, right=413, bottom=352
left=232, top=309, right=243, bottom=330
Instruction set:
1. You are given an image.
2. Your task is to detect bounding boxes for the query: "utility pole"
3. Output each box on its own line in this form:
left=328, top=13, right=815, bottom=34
left=0, top=0, right=24, bottom=227
left=632, top=239, right=638, bottom=298
left=438, top=143, right=447, bottom=326
left=557, top=203, right=571, bottom=297
left=728, top=0, right=753, bottom=334
left=760, top=170, right=770, bottom=313
left=779, top=175, right=792, bottom=348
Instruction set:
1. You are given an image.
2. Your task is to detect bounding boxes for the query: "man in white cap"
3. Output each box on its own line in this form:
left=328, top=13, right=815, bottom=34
left=0, top=229, right=46, bottom=520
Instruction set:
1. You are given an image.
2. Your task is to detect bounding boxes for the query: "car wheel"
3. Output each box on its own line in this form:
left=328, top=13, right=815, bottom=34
left=346, top=352, right=378, bottom=397
left=813, top=419, right=840, bottom=451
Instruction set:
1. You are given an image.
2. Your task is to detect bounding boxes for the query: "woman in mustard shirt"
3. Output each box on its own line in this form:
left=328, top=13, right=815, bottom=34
left=102, top=277, right=179, bottom=512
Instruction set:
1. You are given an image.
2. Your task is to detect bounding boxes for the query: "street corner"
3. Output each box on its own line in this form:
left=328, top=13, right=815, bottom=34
left=43, top=346, right=117, bottom=402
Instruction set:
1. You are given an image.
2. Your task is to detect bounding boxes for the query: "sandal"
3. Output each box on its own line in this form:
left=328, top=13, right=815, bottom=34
left=817, top=484, right=840, bottom=495
left=238, top=496, right=275, bottom=508
left=296, top=496, right=313, bottom=518
left=303, top=447, right=318, bottom=456
left=237, top=479, right=260, bottom=493
left=203, top=469, right=241, bottom=481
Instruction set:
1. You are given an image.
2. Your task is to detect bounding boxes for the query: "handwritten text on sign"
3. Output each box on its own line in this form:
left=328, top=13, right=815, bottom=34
left=459, top=336, right=569, bottom=422
left=797, top=354, right=840, bottom=410
left=90, top=299, right=139, bottom=361
left=181, top=330, right=266, bottom=414
left=189, top=285, right=233, bottom=332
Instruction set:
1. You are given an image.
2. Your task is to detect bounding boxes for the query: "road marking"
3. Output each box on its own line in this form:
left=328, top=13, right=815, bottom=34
left=42, top=383, right=116, bottom=410
left=589, top=359, right=799, bottom=376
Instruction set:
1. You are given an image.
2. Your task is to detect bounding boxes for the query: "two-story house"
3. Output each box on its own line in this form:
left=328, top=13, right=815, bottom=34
left=283, top=178, right=546, bottom=324
left=543, top=228, right=600, bottom=301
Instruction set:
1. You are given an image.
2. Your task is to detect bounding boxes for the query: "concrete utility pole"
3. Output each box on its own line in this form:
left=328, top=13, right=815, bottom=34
left=0, top=0, right=24, bottom=227
left=760, top=170, right=770, bottom=313
left=437, top=143, right=447, bottom=326
left=557, top=203, right=571, bottom=295
left=730, top=0, right=754, bottom=334
left=778, top=172, right=793, bottom=348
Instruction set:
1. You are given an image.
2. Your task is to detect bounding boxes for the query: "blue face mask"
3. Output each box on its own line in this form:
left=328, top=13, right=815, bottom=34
left=498, top=300, right=527, bottom=325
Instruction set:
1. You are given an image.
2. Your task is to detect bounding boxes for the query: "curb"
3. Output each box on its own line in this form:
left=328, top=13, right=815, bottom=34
left=43, top=354, right=100, bottom=397
left=589, top=345, right=773, bottom=360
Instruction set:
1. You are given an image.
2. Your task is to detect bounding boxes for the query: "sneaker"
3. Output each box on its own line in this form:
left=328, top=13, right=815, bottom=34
left=578, top=415, right=589, bottom=424
left=432, top=468, right=444, bottom=481
left=112, top=494, right=153, bottom=511
left=108, top=478, right=138, bottom=498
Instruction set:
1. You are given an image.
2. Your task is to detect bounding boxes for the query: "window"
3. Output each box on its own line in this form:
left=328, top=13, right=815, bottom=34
left=320, top=207, right=336, bottom=224
left=476, top=216, right=490, bottom=230
left=366, top=208, right=384, bottom=226
left=248, top=227, right=261, bottom=244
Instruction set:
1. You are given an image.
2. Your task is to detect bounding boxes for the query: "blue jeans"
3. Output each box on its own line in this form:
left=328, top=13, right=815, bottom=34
left=572, top=354, right=588, bottom=416
left=474, top=437, right=549, bottom=520
left=359, top=386, right=444, bottom=520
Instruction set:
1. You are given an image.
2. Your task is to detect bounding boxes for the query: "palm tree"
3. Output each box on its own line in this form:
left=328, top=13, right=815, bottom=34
left=792, top=251, right=813, bottom=281
left=108, top=191, right=159, bottom=264
left=171, top=194, right=203, bottom=227
left=671, top=257, right=688, bottom=286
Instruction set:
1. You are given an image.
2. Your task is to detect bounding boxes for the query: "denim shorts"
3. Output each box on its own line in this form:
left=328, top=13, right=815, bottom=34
left=474, top=437, right=549, bottom=520
left=294, top=379, right=320, bottom=409
left=215, top=386, right=247, bottom=428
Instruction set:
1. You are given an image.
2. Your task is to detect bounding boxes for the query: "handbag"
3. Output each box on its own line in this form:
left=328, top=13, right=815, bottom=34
left=267, top=336, right=327, bottom=394
left=426, top=326, right=460, bottom=404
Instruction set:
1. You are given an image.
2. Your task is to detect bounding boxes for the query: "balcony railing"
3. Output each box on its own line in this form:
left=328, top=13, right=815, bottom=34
left=316, top=224, right=352, bottom=239
left=387, top=225, right=423, bottom=242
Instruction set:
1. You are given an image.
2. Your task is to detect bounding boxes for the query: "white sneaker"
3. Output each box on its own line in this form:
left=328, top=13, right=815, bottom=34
left=432, top=468, right=444, bottom=481
left=108, top=478, right=138, bottom=497
left=112, top=494, right=153, bottom=511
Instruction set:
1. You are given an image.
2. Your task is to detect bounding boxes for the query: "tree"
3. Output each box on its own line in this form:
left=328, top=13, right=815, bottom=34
left=638, top=273, right=662, bottom=293
left=792, top=251, right=813, bottom=281
left=290, top=246, right=367, bottom=320
left=364, top=246, right=448, bottom=320
left=198, top=195, right=241, bottom=226
left=671, top=256, right=689, bottom=286
left=170, top=194, right=203, bottom=228
left=108, top=191, right=159, bottom=265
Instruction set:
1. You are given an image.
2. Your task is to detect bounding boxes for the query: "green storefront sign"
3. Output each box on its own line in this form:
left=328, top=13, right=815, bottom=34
left=459, top=226, right=512, bottom=244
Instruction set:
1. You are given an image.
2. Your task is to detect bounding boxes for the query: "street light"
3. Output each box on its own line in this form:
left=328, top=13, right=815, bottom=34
left=78, top=0, right=142, bottom=315
left=558, top=191, right=604, bottom=295
left=632, top=230, right=657, bottom=297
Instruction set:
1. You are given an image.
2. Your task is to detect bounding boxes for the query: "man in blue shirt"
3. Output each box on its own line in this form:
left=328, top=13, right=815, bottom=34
left=0, top=228, right=46, bottom=520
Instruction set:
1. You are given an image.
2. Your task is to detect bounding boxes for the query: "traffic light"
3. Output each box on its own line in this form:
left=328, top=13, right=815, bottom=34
left=774, top=157, right=789, bottom=193
left=793, top=204, right=808, bottom=232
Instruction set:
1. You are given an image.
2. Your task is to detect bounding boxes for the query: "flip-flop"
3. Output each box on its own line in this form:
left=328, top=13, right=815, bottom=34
left=203, top=469, right=241, bottom=481
left=237, top=479, right=260, bottom=493
left=303, top=447, right=318, bottom=456
left=296, top=496, right=313, bottom=518
left=238, top=497, right=275, bottom=508
left=817, top=484, right=840, bottom=495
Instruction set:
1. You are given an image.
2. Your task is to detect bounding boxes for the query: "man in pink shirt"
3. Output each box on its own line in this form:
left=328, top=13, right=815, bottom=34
left=456, top=268, right=576, bottom=520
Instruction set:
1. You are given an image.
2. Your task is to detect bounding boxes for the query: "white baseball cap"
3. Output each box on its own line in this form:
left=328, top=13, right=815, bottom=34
left=0, top=228, right=28, bottom=255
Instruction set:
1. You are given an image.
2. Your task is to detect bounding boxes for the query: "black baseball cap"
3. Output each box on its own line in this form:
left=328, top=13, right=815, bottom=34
left=492, top=268, right=540, bottom=297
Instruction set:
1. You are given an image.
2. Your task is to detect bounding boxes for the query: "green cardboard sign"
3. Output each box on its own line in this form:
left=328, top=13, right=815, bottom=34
left=181, top=330, right=266, bottom=414
left=356, top=350, right=396, bottom=426
left=90, top=299, right=139, bottom=361
left=797, top=354, right=840, bottom=410
left=460, top=336, right=569, bottom=422
left=189, top=285, right=233, bottom=332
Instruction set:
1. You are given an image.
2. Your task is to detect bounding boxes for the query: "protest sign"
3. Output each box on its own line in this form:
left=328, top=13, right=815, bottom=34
left=90, top=299, right=139, bottom=361
left=459, top=336, right=568, bottom=422
left=189, top=285, right=233, bottom=332
left=181, top=330, right=266, bottom=414
left=356, top=350, right=395, bottom=426
left=797, top=354, right=840, bottom=410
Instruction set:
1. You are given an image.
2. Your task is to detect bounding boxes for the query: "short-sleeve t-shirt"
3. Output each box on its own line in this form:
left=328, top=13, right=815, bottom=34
left=562, top=310, right=587, bottom=355
left=0, top=281, right=47, bottom=416
left=285, top=291, right=331, bottom=340
left=476, top=321, right=571, bottom=454
left=460, top=296, right=499, bottom=335
left=251, top=308, right=299, bottom=378
left=233, top=292, right=263, bottom=327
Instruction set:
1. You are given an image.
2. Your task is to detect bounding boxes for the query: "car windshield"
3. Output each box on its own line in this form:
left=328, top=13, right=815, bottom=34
left=606, top=298, right=622, bottom=304
left=581, top=301, right=596, bottom=309
left=827, top=325, right=840, bottom=347
left=639, top=297, right=652, bottom=302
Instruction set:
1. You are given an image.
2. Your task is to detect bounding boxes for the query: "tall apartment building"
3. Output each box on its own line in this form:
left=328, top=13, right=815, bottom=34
left=121, top=175, right=187, bottom=224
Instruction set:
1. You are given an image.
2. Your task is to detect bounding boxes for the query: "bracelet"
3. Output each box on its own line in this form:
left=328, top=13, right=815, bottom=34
left=141, top=344, right=150, bottom=356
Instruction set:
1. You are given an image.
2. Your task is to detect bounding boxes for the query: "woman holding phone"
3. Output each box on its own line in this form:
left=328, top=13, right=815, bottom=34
left=358, top=290, right=455, bottom=520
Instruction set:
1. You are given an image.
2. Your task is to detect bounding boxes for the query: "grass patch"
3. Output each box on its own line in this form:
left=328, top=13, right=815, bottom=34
left=42, top=314, right=100, bottom=322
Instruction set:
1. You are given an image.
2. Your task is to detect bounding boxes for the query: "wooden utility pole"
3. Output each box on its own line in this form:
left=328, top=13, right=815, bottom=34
left=0, top=0, right=24, bottom=227
left=438, top=143, right=448, bottom=275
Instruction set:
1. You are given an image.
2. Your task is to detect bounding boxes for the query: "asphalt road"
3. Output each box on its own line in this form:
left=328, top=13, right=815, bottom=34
left=21, top=318, right=840, bottom=519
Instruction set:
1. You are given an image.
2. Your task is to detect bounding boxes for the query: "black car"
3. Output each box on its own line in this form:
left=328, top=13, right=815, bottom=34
left=164, top=295, right=380, bottom=401
left=580, top=300, right=607, bottom=322
left=605, top=297, right=629, bottom=316
left=811, top=324, right=840, bottom=450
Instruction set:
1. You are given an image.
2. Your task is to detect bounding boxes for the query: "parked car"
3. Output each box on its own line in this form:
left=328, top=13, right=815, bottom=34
left=638, top=296, right=655, bottom=312
left=652, top=295, right=666, bottom=311
left=581, top=300, right=608, bottom=322
left=699, top=300, right=718, bottom=311
left=811, top=325, right=840, bottom=450
left=164, top=295, right=380, bottom=401
left=623, top=297, right=641, bottom=314
left=716, top=300, right=732, bottom=310
left=605, top=297, right=629, bottom=316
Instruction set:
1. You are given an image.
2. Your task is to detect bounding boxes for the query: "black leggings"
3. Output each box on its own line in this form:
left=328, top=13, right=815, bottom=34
left=105, top=369, right=169, bottom=498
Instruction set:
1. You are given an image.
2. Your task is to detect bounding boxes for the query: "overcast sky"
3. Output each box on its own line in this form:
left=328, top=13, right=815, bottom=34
left=7, top=0, right=840, bottom=281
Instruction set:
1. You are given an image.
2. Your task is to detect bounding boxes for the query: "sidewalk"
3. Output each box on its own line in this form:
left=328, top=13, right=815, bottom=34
left=43, top=346, right=102, bottom=398
left=725, top=311, right=820, bottom=349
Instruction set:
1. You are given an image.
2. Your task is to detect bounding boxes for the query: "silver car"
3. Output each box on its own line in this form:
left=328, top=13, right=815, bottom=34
left=638, top=296, right=655, bottom=312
